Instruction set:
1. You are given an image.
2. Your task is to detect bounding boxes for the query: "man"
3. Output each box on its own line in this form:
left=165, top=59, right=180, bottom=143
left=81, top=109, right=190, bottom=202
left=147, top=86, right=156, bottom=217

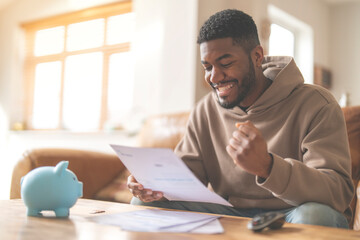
left=128, top=9, right=354, bottom=228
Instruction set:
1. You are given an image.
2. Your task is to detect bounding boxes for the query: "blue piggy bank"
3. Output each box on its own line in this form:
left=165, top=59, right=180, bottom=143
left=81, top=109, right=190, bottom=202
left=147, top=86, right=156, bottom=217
left=21, top=161, right=83, bottom=217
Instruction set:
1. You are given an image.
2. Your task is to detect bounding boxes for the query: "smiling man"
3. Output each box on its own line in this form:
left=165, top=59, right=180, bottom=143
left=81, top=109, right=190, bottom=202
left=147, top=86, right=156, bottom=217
left=128, top=9, right=354, bottom=228
left=200, top=37, right=268, bottom=111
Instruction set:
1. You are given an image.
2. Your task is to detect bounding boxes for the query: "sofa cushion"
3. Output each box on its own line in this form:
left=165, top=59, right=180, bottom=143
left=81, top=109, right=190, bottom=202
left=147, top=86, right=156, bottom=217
left=137, top=112, right=190, bottom=149
left=94, top=169, right=133, bottom=203
left=10, top=148, right=124, bottom=200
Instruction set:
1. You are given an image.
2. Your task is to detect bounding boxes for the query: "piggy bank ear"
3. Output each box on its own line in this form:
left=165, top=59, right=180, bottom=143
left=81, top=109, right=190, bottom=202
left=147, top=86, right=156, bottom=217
left=54, top=161, right=69, bottom=177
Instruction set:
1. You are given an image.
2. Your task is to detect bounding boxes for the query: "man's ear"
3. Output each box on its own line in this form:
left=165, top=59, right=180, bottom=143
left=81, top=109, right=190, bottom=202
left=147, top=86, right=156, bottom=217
left=252, top=45, right=264, bottom=68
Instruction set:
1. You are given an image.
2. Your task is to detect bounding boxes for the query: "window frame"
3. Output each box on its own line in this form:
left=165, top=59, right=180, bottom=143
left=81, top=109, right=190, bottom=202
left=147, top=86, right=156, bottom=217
left=22, top=1, right=132, bottom=130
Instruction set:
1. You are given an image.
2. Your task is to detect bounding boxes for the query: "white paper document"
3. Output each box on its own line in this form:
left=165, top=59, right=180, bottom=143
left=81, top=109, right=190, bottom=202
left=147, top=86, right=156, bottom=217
left=90, top=209, right=224, bottom=234
left=110, top=144, right=232, bottom=207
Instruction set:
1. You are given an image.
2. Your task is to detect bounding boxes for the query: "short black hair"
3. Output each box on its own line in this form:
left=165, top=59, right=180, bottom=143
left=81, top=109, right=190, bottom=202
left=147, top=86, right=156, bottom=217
left=197, top=9, right=260, bottom=53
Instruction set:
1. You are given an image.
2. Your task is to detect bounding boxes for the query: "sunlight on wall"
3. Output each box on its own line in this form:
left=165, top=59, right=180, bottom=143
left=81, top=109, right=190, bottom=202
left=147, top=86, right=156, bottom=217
left=0, top=104, right=8, bottom=149
left=0, top=104, right=11, bottom=200
left=132, top=17, right=165, bottom=115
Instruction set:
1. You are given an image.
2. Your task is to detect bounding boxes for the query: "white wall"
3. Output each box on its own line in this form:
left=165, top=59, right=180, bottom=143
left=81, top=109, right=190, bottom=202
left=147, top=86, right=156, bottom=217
left=330, top=2, right=360, bottom=105
left=132, top=0, right=198, bottom=115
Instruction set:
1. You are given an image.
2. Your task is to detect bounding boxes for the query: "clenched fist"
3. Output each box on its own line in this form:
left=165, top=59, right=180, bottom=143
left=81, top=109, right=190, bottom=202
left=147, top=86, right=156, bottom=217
left=226, top=121, right=273, bottom=179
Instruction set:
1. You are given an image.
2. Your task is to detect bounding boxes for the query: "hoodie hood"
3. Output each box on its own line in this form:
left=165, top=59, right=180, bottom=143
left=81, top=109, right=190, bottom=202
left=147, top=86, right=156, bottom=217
left=229, top=56, right=304, bottom=115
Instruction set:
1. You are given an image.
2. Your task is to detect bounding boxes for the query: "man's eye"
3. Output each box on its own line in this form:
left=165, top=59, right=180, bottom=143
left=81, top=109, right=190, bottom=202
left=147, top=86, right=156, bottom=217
left=221, top=62, right=233, bottom=68
left=204, top=66, right=212, bottom=71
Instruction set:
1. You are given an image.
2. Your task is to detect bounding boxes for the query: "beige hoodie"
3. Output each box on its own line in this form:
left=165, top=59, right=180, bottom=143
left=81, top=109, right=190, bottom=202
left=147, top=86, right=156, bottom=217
left=175, top=56, right=354, bottom=219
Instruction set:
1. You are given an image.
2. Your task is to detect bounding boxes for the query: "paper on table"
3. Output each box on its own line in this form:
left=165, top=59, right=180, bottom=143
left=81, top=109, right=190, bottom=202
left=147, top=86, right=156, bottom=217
left=190, top=218, right=224, bottom=234
left=162, top=218, right=223, bottom=233
left=90, top=209, right=224, bottom=234
left=110, top=144, right=232, bottom=207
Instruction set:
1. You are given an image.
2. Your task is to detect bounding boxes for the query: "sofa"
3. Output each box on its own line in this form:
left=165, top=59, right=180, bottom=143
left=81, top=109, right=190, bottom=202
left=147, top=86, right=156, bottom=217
left=10, top=108, right=360, bottom=230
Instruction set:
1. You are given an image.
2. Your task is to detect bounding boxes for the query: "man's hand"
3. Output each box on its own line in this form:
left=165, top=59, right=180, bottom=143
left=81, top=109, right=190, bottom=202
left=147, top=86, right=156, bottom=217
left=127, top=175, right=165, bottom=202
left=226, top=121, right=273, bottom=179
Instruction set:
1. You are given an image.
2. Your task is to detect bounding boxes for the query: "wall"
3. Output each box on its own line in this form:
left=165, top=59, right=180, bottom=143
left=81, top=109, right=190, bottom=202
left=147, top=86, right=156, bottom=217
left=330, top=2, right=360, bottom=105
left=0, top=106, right=7, bottom=185
left=132, top=0, right=198, bottom=115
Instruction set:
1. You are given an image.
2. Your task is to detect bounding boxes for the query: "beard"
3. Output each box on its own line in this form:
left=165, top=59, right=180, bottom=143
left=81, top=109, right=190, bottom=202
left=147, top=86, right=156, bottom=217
left=213, top=56, right=256, bottom=109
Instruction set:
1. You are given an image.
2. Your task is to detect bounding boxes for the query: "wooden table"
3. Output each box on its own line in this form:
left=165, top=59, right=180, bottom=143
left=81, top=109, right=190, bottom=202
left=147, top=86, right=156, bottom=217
left=1, top=199, right=359, bottom=240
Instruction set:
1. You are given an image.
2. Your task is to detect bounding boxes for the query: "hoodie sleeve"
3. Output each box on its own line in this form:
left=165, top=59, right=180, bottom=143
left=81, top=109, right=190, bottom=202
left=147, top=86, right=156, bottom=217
left=257, top=102, right=354, bottom=213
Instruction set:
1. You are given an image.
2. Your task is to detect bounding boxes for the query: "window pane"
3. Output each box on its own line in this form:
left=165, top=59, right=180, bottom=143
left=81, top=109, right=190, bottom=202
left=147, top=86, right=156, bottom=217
left=34, top=27, right=65, bottom=56
left=107, top=52, right=134, bottom=122
left=106, top=13, right=135, bottom=45
left=32, top=61, right=62, bottom=129
left=63, top=52, right=103, bottom=131
left=67, top=19, right=104, bottom=51
left=269, top=24, right=295, bottom=57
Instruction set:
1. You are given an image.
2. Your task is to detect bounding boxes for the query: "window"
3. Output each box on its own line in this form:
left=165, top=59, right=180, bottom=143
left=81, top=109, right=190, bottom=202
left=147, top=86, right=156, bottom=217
left=23, top=1, right=135, bottom=131
left=268, top=5, right=314, bottom=84
left=268, top=23, right=295, bottom=57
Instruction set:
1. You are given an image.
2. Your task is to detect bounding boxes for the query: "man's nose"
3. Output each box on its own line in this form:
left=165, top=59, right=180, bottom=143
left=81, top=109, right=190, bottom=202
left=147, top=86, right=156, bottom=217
left=209, top=67, right=225, bottom=85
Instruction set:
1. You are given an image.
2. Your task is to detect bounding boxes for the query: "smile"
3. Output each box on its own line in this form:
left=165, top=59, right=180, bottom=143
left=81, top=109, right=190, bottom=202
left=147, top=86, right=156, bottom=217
left=215, top=83, right=236, bottom=97
left=211, top=79, right=238, bottom=96
left=217, top=84, right=234, bottom=92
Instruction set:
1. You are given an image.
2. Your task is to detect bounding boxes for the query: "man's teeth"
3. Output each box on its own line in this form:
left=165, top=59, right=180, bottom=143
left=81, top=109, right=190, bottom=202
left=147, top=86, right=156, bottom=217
left=218, top=84, right=234, bottom=92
